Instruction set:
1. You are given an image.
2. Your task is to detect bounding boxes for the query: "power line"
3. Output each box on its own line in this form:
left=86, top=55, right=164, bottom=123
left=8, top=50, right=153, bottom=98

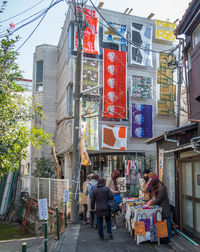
left=0, top=0, right=45, bottom=23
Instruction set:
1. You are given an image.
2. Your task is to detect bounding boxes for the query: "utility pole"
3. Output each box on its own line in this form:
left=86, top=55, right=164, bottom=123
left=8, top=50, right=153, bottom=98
left=71, top=1, right=86, bottom=224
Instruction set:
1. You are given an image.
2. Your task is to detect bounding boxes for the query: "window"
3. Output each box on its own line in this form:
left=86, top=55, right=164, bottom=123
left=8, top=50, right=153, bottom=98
left=66, top=83, right=73, bottom=116
left=193, top=23, right=200, bottom=48
left=36, top=60, right=43, bottom=91
left=66, top=23, right=74, bottom=62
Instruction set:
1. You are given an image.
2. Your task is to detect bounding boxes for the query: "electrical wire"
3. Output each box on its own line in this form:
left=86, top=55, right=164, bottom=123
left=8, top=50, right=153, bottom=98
left=0, top=0, right=45, bottom=24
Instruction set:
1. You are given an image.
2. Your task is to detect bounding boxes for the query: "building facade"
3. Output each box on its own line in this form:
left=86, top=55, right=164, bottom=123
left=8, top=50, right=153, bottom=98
left=32, top=5, right=178, bottom=186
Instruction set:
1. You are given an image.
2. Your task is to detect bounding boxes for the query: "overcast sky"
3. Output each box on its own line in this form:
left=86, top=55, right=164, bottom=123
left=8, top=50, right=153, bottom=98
left=0, top=0, right=191, bottom=79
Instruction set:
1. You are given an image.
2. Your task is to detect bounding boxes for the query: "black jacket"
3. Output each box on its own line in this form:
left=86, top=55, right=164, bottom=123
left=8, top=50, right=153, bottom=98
left=91, top=183, right=113, bottom=217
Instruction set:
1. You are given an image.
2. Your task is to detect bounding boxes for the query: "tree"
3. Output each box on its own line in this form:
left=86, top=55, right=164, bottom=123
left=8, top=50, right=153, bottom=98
left=0, top=33, right=51, bottom=177
left=32, top=157, right=55, bottom=178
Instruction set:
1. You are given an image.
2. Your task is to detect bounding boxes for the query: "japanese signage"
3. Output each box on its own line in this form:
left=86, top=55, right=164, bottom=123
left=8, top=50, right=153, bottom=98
left=156, top=20, right=175, bottom=42
left=103, top=48, right=127, bottom=119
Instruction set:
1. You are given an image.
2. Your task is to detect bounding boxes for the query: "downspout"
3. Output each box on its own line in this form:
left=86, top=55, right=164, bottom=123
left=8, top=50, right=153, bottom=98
left=191, top=136, right=200, bottom=154
left=164, top=132, right=180, bottom=146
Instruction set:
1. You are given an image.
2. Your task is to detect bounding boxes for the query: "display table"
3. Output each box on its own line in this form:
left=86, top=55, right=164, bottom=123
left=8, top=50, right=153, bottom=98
left=130, top=205, right=162, bottom=244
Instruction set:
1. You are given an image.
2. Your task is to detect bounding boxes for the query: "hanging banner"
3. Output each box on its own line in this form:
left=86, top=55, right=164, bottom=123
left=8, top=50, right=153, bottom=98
left=82, top=59, right=99, bottom=94
left=74, top=8, right=99, bottom=54
left=81, top=100, right=99, bottom=150
left=131, top=75, right=153, bottom=99
left=160, top=84, right=176, bottom=101
left=103, top=48, right=127, bottom=119
left=157, top=100, right=174, bottom=115
left=158, top=148, right=164, bottom=182
left=80, top=121, right=91, bottom=166
left=132, top=103, right=153, bottom=138
left=156, top=20, right=175, bottom=42
left=102, top=124, right=127, bottom=150
left=131, top=22, right=153, bottom=67
left=157, top=53, right=174, bottom=85
left=103, top=22, right=127, bottom=45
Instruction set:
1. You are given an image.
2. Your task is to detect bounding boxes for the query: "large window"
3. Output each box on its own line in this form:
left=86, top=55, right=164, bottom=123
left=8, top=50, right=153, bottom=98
left=193, top=23, right=200, bottom=48
left=36, top=60, right=43, bottom=91
left=66, top=83, right=73, bottom=116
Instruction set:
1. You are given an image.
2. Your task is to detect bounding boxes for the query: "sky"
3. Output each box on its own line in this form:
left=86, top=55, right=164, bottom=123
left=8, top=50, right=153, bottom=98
left=0, top=0, right=191, bottom=79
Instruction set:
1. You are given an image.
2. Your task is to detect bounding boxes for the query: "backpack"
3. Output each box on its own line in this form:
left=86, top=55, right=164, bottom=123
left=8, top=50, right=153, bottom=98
left=89, top=183, right=96, bottom=199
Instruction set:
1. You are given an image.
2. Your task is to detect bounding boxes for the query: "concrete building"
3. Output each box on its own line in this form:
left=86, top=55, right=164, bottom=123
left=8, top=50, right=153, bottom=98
left=31, top=5, right=178, bottom=185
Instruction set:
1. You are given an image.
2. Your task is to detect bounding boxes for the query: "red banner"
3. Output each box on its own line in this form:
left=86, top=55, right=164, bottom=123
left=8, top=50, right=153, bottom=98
left=74, top=8, right=99, bottom=55
left=103, top=49, right=127, bottom=119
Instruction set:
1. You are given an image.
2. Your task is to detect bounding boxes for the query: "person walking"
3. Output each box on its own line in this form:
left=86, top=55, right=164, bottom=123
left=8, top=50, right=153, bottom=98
left=84, top=173, right=98, bottom=228
left=82, top=174, right=91, bottom=224
left=106, top=169, right=121, bottom=230
left=149, top=178, right=171, bottom=243
left=91, top=177, right=113, bottom=241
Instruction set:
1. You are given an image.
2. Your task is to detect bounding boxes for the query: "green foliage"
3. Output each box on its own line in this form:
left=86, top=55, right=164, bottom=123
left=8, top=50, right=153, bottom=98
left=32, top=157, right=55, bottom=178
left=0, top=34, right=51, bottom=177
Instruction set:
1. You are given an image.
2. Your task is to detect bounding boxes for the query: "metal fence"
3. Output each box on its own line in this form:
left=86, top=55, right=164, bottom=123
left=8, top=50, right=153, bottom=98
left=21, top=175, right=69, bottom=210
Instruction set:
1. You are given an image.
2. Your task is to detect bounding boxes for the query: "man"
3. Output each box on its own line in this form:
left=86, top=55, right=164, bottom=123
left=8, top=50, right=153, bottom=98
left=84, top=173, right=98, bottom=228
left=82, top=174, right=91, bottom=224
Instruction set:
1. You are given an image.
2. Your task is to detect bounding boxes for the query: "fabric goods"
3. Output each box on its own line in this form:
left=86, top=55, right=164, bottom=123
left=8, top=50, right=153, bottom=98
left=113, top=193, right=122, bottom=204
left=134, top=213, right=146, bottom=236
left=139, top=213, right=151, bottom=232
left=103, top=48, right=127, bottom=119
left=156, top=20, right=175, bottom=42
left=131, top=75, right=153, bottom=99
left=155, top=210, right=168, bottom=238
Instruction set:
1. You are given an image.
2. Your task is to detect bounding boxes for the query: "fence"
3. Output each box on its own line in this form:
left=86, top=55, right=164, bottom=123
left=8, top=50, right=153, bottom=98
left=21, top=175, right=69, bottom=210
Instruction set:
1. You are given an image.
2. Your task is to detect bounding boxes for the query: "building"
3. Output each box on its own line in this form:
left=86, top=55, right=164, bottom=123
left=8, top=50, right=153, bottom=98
left=147, top=0, right=200, bottom=238
left=32, top=5, right=178, bottom=190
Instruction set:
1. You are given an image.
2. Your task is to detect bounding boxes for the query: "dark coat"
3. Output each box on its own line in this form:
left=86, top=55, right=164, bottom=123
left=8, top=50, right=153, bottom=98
left=91, top=183, right=113, bottom=217
left=152, top=184, right=171, bottom=219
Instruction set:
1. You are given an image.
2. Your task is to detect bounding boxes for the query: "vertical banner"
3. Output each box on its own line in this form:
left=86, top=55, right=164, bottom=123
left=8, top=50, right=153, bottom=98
left=131, top=75, right=153, bottom=99
left=102, top=124, right=127, bottom=150
left=158, top=148, right=164, bottom=182
left=103, top=48, right=127, bottom=119
left=82, top=59, right=99, bottom=94
left=80, top=122, right=91, bottom=166
left=156, top=20, right=175, bottom=42
left=132, top=103, right=152, bottom=138
left=74, top=8, right=99, bottom=54
left=131, top=22, right=153, bottom=67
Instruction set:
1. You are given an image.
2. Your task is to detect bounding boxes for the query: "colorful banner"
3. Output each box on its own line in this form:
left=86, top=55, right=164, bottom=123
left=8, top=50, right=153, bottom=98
left=157, top=53, right=174, bottom=85
left=103, top=48, right=127, bottom=119
left=156, top=20, right=175, bottom=42
left=158, top=148, right=164, bottom=182
left=160, top=84, right=176, bottom=101
left=131, top=75, right=153, bottom=99
left=74, top=8, right=99, bottom=54
left=80, top=122, right=91, bottom=166
left=132, top=103, right=152, bottom=138
left=102, top=124, right=127, bottom=150
left=131, top=22, right=153, bottom=67
left=103, top=22, right=127, bottom=45
left=81, top=100, right=99, bottom=150
left=157, top=100, right=174, bottom=115
left=82, top=59, right=99, bottom=94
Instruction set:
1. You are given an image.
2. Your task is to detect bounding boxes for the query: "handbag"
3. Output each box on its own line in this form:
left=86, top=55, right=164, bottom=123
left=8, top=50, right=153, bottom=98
left=139, top=212, right=151, bottom=232
left=150, top=213, right=157, bottom=242
left=113, top=193, right=122, bottom=204
left=155, top=210, right=168, bottom=238
left=107, top=198, right=120, bottom=214
left=134, top=213, right=146, bottom=236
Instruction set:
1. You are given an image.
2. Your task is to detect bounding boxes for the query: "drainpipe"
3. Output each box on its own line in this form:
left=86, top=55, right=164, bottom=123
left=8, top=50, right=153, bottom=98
left=164, top=132, right=180, bottom=146
left=191, top=136, right=200, bottom=154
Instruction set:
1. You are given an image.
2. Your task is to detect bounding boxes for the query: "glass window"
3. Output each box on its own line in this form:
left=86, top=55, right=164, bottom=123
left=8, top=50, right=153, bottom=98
left=182, top=162, right=192, bottom=196
left=66, top=83, right=73, bottom=116
left=194, top=160, right=200, bottom=198
left=182, top=199, right=193, bottom=231
left=36, top=60, right=43, bottom=91
left=66, top=24, right=73, bottom=62
left=195, top=202, right=200, bottom=236
left=193, top=23, right=200, bottom=48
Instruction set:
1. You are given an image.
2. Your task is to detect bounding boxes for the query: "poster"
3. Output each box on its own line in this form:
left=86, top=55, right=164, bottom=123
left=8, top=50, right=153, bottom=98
left=103, top=48, right=127, bottom=119
left=74, top=8, right=99, bottom=54
left=132, top=103, right=153, bottom=138
left=131, top=22, right=153, bottom=67
left=38, top=199, right=48, bottom=220
left=82, top=59, right=99, bottom=94
left=131, top=75, right=153, bottom=99
left=103, top=22, right=127, bottom=45
left=102, top=124, right=127, bottom=150
left=82, top=100, right=99, bottom=150
left=156, top=20, right=175, bottom=42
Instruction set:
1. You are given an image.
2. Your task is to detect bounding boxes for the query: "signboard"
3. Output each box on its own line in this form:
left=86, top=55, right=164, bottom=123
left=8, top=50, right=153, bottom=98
left=38, top=198, right=48, bottom=220
left=64, top=190, right=69, bottom=203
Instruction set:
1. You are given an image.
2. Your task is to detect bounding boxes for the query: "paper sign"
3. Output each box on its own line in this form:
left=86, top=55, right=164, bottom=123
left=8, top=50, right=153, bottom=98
left=38, top=198, right=48, bottom=220
left=64, top=190, right=69, bottom=203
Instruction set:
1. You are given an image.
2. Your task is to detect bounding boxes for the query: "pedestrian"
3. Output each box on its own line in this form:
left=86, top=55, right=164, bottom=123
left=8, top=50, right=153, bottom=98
left=140, top=169, right=150, bottom=201
left=84, top=173, right=98, bottom=228
left=91, top=177, right=113, bottom=241
left=149, top=178, right=171, bottom=244
left=106, top=169, right=121, bottom=230
left=82, top=174, right=91, bottom=224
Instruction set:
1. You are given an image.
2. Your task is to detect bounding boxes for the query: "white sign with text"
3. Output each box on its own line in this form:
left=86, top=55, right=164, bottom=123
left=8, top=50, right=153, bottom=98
left=64, top=190, right=69, bottom=203
left=38, top=198, right=48, bottom=220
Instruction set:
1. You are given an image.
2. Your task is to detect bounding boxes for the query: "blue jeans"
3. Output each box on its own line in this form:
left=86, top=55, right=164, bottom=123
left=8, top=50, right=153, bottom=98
left=163, top=216, right=171, bottom=239
left=97, top=216, right=112, bottom=238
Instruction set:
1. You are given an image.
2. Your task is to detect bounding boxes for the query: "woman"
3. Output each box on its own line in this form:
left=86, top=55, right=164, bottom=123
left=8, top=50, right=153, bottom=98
left=91, top=177, right=113, bottom=241
left=106, top=169, right=120, bottom=229
left=82, top=174, right=91, bottom=224
left=140, top=169, right=150, bottom=200
left=149, top=178, right=171, bottom=243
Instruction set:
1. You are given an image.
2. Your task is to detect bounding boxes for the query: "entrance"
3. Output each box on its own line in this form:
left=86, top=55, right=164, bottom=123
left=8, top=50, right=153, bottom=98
left=180, top=159, right=200, bottom=238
